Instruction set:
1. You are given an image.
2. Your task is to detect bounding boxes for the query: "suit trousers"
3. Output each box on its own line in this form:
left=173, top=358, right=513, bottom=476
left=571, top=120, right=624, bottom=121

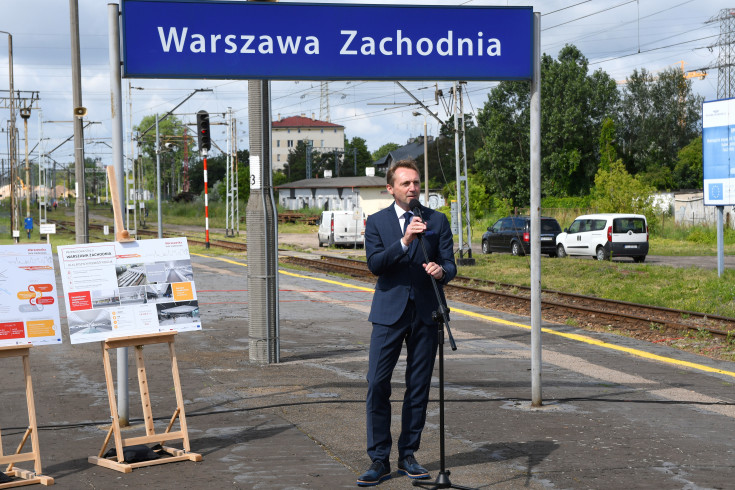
left=366, top=300, right=439, bottom=463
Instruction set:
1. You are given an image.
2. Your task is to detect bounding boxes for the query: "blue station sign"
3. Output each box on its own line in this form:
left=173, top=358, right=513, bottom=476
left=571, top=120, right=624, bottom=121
left=121, top=1, right=533, bottom=81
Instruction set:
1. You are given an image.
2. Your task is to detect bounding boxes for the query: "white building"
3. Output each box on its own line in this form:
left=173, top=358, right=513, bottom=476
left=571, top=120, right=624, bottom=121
left=276, top=176, right=391, bottom=217
left=674, top=191, right=735, bottom=229
left=272, top=114, right=345, bottom=171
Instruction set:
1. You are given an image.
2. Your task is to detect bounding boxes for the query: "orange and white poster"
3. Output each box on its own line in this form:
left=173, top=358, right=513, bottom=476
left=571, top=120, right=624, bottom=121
left=0, top=244, right=62, bottom=347
left=58, top=238, right=201, bottom=344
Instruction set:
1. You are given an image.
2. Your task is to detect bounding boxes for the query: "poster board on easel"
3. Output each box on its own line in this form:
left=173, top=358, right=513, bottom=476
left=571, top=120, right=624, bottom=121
left=56, top=236, right=203, bottom=473
left=0, top=244, right=62, bottom=487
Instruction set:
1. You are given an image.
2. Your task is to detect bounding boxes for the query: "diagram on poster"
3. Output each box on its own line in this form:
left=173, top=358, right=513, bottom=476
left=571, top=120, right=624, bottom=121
left=57, top=237, right=202, bottom=344
left=0, top=244, right=62, bottom=347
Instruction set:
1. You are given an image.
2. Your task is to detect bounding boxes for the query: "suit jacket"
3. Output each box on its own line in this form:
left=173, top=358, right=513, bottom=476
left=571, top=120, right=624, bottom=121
left=365, top=203, right=456, bottom=326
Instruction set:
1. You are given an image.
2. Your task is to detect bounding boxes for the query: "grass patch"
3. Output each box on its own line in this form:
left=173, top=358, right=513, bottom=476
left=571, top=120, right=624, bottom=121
left=460, top=253, right=735, bottom=318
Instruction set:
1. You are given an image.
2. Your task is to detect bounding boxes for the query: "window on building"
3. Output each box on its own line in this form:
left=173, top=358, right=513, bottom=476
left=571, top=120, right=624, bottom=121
left=321, top=129, right=324, bottom=133
left=287, top=129, right=290, bottom=133
left=277, top=154, right=281, bottom=162
left=297, top=128, right=301, bottom=133
left=320, top=140, right=324, bottom=147
left=287, top=140, right=294, bottom=147
left=276, top=140, right=280, bottom=147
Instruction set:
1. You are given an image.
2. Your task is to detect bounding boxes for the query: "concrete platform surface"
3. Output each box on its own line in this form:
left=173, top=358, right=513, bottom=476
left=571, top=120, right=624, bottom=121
left=3, top=252, right=735, bottom=489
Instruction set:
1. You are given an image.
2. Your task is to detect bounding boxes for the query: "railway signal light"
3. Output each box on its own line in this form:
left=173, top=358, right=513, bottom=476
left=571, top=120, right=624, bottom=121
left=196, top=110, right=211, bottom=154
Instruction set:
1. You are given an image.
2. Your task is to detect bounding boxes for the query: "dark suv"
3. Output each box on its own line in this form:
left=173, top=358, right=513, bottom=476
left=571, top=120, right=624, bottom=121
left=481, top=216, right=562, bottom=257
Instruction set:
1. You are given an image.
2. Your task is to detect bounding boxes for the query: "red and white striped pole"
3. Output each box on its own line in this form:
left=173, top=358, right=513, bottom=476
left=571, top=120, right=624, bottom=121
left=197, top=110, right=211, bottom=249
left=203, top=153, right=210, bottom=249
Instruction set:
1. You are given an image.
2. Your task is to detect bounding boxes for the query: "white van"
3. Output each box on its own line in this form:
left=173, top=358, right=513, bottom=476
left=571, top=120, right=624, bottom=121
left=317, top=210, right=365, bottom=247
left=556, top=213, right=649, bottom=262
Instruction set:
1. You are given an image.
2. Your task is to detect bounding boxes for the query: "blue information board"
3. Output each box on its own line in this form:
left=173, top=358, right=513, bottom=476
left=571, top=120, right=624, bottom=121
left=703, top=98, right=735, bottom=206
left=121, top=0, right=533, bottom=81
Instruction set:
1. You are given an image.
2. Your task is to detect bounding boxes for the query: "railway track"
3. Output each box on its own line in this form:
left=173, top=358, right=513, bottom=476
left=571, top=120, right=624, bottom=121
left=281, top=255, right=735, bottom=339
left=49, top=219, right=247, bottom=251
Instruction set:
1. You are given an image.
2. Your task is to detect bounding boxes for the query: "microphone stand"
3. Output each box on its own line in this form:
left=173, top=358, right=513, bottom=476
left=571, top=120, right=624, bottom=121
left=412, top=209, right=474, bottom=490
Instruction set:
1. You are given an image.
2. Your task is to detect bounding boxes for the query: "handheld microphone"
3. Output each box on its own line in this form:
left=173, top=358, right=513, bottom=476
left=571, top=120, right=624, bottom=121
left=408, top=198, right=423, bottom=222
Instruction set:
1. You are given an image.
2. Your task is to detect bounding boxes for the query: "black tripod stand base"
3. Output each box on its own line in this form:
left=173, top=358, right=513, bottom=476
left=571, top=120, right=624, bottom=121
left=411, top=471, right=476, bottom=490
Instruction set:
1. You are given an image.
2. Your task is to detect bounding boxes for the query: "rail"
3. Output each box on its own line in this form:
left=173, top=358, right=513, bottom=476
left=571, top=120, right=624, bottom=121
left=281, top=255, right=735, bottom=340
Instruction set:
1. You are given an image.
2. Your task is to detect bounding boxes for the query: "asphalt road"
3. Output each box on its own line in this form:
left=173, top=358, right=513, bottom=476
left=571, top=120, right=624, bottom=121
left=583, top=254, right=735, bottom=269
left=279, top=232, right=734, bottom=270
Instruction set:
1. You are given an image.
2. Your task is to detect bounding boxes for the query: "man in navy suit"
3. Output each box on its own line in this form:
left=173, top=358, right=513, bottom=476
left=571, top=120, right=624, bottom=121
left=357, top=159, right=456, bottom=486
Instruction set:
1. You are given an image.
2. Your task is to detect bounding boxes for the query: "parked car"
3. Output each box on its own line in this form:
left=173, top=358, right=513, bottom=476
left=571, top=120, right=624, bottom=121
left=556, top=213, right=649, bottom=262
left=317, top=210, right=365, bottom=247
left=481, top=216, right=562, bottom=257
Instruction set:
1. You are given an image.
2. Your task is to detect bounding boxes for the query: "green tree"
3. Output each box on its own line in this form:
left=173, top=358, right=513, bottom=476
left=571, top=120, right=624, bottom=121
left=371, top=142, right=400, bottom=161
left=343, top=136, right=372, bottom=177
left=83, top=157, right=105, bottom=200
left=591, top=160, right=657, bottom=227
left=423, top=135, right=456, bottom=190
left=540, top=45, right=619, bottom=196
left=134, top=115, right=195, bottom=198
left=283, top=141, right=317, bottom=181
left=475, top=79, right=531, bottom=206
left=618, top=67, right=703, bottom=189
left=598, top=117, right=617, bottom=172
left=443, top=172, right=491, bottom=219
left=432, top=113, right=482, bottom=175
left=188, top=152, right=228, bottom=195
left=673, top=136, right=703, bottom=190
left=475, top=44, right=619, bottom=205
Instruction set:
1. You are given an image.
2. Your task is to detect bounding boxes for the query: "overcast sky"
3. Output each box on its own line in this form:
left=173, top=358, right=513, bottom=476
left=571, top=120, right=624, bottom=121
left=0, top=0, right=729, bottom=168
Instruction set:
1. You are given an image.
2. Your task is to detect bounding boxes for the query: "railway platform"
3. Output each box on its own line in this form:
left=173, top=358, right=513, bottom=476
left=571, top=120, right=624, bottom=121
left=4, top=252, right=735, bottom=488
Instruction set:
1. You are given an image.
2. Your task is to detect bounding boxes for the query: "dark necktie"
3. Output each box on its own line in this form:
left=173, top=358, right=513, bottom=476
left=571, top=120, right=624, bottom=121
left=402, top=212, right=413, bottom=234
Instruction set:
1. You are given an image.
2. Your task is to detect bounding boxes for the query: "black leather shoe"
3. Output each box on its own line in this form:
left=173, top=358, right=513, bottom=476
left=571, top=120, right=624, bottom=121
left=397, top=454, right=430, bottom=479
left=357, top=460, right=391, bottom=486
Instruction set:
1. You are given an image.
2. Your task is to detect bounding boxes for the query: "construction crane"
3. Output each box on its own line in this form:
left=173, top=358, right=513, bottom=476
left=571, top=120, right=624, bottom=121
left=676, top=60, right=706, bottom=80
left=616, top=61, right=706, bottom=85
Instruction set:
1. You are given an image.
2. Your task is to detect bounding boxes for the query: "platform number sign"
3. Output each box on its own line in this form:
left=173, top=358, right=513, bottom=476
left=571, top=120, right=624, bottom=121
left=249, top=155, right=262, bottom=190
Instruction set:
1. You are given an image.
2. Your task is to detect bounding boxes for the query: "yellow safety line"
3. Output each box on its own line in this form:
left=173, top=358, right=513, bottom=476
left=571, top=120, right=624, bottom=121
left=278, top=269, right=375, bottom=292
left=194, top=253, right=735, bottom=379
left=191, top=253, right=248, bottom=267
left=452, top=307, right=735, bottom=379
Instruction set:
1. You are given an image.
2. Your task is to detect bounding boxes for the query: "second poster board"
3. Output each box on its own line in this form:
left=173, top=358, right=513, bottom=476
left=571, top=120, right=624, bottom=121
left=57, top=237, right=202, bottom=344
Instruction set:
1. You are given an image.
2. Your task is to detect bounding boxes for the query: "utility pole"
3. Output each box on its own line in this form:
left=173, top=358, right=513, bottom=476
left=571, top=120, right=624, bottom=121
left=1, top=31, right=18, bottom=240
left=452, top=82, right=475, bottom=266
left=423, top=118, right=428, bottom=203
left=320, top=81, right=330, bottom=122
left=20, top=107, right=31, bottom=220
left=38, top=109, right=47, bottom=225
left=459, top=82, right=473, bottom=262
left=710, top=8, right=735, bottom=100
left=69, top=0, right=88, bottom=243
left=233, top=117, right=239, bottom=235
left=127, top=81, right=137, bottom=234
left=225, top=107, right=235, bottom=237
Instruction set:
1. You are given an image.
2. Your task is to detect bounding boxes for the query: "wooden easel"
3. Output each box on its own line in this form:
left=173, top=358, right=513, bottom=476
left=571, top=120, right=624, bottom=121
left=0, top=345, right=54, bottom=487
left=88, top=332, right=202, bottom=473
